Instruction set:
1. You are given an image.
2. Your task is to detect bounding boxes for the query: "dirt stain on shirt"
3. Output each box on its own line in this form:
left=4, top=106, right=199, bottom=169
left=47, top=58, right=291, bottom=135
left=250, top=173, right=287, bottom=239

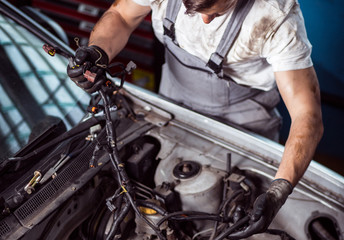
left=247, top=16, right=275, bottom=51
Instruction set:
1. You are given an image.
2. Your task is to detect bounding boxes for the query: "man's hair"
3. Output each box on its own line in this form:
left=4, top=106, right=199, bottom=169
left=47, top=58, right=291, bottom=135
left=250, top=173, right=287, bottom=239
left=182, top=0, right=219, bottom=15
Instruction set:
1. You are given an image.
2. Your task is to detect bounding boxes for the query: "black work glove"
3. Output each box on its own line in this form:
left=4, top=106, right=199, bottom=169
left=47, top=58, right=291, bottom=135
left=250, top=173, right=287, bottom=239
left=229, top=178, right=293, bottom=239
left=67, top=45, right=109, bottom=93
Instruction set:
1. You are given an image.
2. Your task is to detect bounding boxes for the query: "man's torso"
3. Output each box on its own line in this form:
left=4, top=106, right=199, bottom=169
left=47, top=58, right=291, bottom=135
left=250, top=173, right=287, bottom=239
left=133, top=0, right=313, bottom=90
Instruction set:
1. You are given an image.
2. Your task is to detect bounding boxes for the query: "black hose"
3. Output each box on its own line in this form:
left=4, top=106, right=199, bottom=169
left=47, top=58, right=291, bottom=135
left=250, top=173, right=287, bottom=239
left=68, top=137, right=91, bottom=157
left=0, top=1, right=73, bottom=57
left=113, top=194, right=124, bottom=226
left=219, top=190, right=244, bottom=216
left=106, top=199, right=131, bottom=240
left=213, top=215, right=250, bottom=240
left=210, top=188, right=245, bottom=239
left=157, top=211, right=224, bottom=227
left=171, top=215, right=222, bottom=222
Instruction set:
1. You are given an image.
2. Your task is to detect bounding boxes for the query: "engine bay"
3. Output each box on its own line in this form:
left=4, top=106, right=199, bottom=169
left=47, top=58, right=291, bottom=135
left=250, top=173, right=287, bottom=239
left=0, top=2, right=343, bottom=238
left=1, top=87, right=343, bottom=240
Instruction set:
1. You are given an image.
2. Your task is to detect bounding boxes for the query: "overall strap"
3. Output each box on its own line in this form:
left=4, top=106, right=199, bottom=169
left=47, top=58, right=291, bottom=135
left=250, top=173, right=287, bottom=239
left=163, top=0, right=182, bottom=40
left=207, top=0, right=255, bottom=76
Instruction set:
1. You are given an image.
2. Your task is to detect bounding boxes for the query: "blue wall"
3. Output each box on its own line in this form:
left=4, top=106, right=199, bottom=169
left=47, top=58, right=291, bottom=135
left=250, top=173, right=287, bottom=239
left=301, top=0, right=344, bottom=87
left=279, top=0, right=344, bottom=174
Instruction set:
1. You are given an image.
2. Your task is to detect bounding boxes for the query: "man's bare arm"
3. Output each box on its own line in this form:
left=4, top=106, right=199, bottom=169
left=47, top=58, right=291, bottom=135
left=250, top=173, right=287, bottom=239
left=275, top=67, right=323, bottom=186
left=88, top=0, right=151, bottom=60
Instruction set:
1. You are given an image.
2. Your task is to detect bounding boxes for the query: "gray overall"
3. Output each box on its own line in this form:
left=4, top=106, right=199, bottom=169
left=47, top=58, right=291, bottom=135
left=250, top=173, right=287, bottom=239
left=159, top=0, right=282, bottom=140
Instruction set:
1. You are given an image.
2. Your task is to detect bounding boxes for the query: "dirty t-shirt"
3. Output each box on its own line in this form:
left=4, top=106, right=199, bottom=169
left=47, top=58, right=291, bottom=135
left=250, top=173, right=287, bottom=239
left=132, top=0, right=313, bottom=91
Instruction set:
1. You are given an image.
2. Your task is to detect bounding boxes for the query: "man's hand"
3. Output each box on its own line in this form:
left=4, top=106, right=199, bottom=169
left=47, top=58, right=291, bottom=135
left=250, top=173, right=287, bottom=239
left=67, top=45, right=109, bottom=93
left=229, top=179, right=293, bottom=239
left=65, top=0, right=151, bottom=93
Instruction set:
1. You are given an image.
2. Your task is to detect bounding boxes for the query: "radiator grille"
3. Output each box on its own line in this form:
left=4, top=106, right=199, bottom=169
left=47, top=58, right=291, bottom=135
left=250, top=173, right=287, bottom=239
left=0, top=220, right=11, bottom=237
left=14, top=140, right=97, bottom=222
left=15, top=184, right=56, bottom=221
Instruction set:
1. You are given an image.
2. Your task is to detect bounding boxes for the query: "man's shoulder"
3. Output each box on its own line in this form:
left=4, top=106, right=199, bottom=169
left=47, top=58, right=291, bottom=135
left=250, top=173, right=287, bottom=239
left=256, top=0, right=297, bottom=15
left=239, top=0, right=303, bottom=52
left=244, top=0, right=299, bottom=33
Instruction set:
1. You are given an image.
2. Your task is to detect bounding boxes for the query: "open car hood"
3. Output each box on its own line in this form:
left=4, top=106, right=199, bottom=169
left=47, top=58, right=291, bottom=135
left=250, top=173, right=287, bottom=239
left=0, top=1, right=343, bottom=240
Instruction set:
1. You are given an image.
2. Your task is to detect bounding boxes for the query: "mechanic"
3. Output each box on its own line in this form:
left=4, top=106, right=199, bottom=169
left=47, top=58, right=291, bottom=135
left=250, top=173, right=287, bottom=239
left=67, top=0, right=323, bottom=238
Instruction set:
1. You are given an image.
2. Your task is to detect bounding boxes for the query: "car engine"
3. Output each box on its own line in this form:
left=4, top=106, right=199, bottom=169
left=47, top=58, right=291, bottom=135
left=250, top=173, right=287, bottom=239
left=1, top=84, right=343, bottom=240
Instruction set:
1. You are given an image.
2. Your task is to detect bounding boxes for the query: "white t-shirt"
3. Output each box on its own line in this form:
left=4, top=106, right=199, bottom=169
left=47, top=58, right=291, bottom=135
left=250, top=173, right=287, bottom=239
left=133, top=0, right=313, bottom=91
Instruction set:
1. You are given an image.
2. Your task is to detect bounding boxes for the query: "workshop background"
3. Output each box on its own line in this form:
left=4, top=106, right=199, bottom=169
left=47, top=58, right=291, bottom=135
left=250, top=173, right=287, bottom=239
left=11, top=0, right=344, bottom=175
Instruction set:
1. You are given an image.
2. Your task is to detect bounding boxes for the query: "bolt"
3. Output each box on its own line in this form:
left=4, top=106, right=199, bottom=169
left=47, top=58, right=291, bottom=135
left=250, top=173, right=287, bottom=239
left=144, top=106, right=152, bottom=112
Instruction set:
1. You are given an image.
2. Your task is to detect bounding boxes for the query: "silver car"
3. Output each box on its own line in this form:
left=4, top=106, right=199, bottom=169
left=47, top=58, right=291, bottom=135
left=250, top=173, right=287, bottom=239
left=0, top=1, right=343, bottom=240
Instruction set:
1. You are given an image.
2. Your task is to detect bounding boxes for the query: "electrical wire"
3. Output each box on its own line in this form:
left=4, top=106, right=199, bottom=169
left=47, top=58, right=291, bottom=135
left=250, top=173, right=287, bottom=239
left=106, top=198, right=130, bottom=240
left=98, top=88, right=166, bottom=240
left=213, top=215, right=250, bottom=240
left=157, top=211, right=226, bottom=227
left=210, top=189, right=245, bottom=239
